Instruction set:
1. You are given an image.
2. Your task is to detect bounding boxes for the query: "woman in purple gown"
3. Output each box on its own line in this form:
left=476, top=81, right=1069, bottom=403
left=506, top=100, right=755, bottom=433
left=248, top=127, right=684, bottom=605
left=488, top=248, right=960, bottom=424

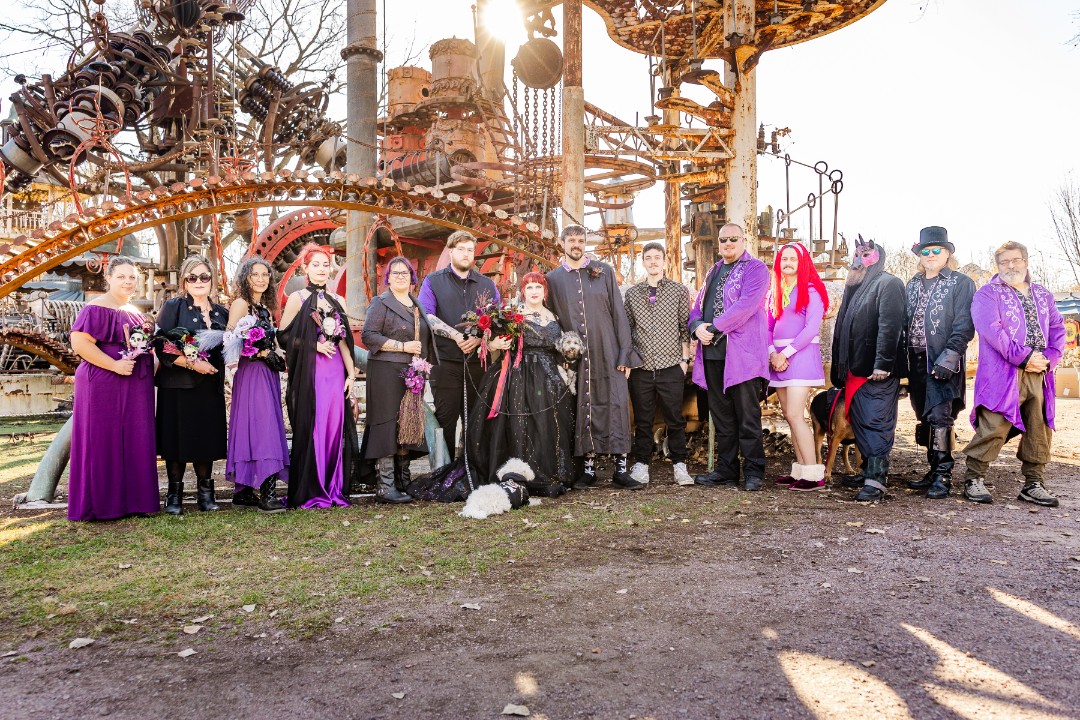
left=226, top=257, right=288, bottom=512
left=277, top=243, right=357, bottom=509
left=67, top=256, right=159, bottom=521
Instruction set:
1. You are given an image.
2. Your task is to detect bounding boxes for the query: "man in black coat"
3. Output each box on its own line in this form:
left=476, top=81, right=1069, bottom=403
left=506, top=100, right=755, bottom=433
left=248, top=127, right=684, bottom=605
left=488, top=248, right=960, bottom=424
left=903, top=226, right=976, bottom=500
left=831, top=236, right=906, bottom=502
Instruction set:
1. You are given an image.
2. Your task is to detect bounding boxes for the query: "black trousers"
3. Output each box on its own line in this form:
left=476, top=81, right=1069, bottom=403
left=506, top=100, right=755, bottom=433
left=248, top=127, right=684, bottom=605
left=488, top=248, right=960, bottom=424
left=703, top=356, right=766, bottom=480
left=629, top=365, right=689, bottom=464
left=908, top=352, right=958, bottom=428
left=430, top=360, right=485, bottom=462
left=849, top=376, right=900, bottom=462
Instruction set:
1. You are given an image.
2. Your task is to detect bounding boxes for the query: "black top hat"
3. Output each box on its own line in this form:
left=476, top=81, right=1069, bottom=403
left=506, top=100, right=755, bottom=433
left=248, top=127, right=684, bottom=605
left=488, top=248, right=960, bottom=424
left=912, top=226, right=955, bottom=255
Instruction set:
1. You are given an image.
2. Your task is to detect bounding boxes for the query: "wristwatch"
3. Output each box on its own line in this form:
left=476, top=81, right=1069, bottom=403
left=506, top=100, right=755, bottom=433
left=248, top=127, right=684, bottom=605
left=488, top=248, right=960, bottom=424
left=681, top=357, right=690, bottom=363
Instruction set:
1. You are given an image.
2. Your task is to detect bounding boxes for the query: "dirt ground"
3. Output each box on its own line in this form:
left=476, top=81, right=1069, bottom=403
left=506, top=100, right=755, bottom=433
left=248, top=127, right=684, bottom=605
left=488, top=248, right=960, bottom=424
left=2, top=395, right=1079, bottom=720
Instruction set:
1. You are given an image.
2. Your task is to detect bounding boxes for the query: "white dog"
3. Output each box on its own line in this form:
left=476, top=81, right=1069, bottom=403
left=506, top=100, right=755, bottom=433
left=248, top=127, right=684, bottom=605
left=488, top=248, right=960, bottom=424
left=459, top=458, right=534, bottom=520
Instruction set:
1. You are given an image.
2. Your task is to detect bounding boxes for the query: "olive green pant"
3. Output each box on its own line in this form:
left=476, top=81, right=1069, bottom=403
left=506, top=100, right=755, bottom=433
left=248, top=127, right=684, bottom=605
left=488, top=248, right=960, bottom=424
left=963, top=370, right=1053, bottom=483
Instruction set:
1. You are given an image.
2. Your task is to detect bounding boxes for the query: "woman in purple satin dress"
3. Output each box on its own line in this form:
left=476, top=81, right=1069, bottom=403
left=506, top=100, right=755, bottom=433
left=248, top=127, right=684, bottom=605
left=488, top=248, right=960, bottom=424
left=277, top=244, right=357, bottom=509
left=226, top=257, right=288, bottom=512
left=67, top=256, right=159, bottom=521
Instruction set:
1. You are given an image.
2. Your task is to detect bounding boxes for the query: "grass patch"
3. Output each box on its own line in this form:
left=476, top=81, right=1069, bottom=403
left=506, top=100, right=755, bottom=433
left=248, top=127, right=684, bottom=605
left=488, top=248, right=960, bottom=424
left=1, top=482, right=743, bottom=648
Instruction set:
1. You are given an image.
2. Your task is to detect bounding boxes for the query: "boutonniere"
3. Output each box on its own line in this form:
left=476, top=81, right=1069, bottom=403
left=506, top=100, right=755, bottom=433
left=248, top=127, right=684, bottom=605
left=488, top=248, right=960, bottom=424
left=587, top=264, right=604, bottom=279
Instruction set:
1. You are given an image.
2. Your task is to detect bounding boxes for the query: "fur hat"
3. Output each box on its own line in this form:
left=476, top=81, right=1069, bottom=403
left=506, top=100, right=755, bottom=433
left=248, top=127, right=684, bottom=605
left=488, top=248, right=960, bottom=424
left=458, top=458, right=533, bottom=520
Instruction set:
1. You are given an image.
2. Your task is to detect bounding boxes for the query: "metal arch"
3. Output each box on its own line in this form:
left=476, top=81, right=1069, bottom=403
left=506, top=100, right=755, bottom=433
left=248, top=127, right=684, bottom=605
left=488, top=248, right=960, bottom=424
left=0, top=170, right=561, bottom=298
left=0, top=327, right=81, bottom=374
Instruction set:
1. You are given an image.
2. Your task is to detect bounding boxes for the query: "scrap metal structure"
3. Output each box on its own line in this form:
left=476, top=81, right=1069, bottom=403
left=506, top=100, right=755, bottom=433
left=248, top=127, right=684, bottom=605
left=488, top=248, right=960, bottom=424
left=0, top=0, right=885, bottom=379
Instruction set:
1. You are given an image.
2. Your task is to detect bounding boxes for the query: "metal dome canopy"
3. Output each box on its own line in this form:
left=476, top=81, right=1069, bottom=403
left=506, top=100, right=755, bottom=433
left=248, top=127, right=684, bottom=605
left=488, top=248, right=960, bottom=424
left=580, top=1, right=887, bottom=60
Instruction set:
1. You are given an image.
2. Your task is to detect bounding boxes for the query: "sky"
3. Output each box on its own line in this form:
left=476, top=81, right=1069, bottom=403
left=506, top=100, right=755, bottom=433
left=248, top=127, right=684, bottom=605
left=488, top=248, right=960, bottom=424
left=4, top=0, right=1080, bottom=278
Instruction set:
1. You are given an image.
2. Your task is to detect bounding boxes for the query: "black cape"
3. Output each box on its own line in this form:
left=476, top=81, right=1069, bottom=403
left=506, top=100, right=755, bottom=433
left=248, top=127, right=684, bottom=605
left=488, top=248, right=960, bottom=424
left=278, top=290, right=358, bottom=508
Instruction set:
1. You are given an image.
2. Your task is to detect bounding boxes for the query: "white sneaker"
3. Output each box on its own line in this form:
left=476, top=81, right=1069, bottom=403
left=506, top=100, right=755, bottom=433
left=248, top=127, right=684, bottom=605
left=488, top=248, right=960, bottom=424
left=629, top=462, right=650, bottom=484
left=673, top=462, right=694, bottom=486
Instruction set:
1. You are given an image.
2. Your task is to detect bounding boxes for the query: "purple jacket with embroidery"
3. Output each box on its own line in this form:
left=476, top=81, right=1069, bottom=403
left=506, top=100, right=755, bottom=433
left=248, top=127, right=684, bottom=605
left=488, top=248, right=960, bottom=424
left=688, top=251, right=770, bottom=391
left=970, top=275, right=1066, bottom=431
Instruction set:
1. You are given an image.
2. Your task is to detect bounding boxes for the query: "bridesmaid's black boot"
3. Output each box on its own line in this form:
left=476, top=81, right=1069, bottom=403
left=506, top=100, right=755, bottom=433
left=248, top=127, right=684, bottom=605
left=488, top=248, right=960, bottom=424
left=196, top=477, right=220, bottom=511
left=164, top=481, right=184, bottom=515
left=257, top=476, right=286, bottom=513
left=393, top=455, right=412, bottom=492
left=375, top=457, right=413, bottom=504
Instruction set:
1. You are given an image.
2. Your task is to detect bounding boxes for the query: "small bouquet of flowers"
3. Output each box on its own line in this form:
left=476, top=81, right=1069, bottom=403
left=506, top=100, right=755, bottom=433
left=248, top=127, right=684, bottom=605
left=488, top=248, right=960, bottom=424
left=121, top=320, right=155, bottom=360
left=159, top=327, right=208, bottom=366
left=458, top=294, right=527, bottom=368
left=313, top=306, right=347, bottom=351
left=198, top=315, right=285, bottom=372
left=397, top=356, right=433, bottom=446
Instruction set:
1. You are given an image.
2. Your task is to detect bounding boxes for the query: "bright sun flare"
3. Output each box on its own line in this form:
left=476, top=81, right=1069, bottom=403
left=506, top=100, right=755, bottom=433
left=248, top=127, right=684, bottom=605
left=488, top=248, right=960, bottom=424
left=481, top=0, right=526, bottom=45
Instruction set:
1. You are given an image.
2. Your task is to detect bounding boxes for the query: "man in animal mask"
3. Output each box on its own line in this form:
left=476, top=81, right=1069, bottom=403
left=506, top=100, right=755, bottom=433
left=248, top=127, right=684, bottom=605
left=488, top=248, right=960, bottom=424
left=830, top=237, right=906, bottom=501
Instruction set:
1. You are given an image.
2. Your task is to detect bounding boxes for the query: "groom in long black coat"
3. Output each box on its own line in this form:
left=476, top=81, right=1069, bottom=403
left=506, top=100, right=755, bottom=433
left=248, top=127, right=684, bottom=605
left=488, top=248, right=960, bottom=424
left=546, top=225, right=643, bottom=490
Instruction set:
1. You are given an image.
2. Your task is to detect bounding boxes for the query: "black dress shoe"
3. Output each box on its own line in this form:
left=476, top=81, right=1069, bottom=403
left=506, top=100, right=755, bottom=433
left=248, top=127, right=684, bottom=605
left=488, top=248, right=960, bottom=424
left=572, top=473, right=597, bottom=490
left=840, top=474, right=864, bottom=489
left=907, top=472, right=933, bottom=491
left=741, top=476, right=763, bottom=492
left=926, top=478, right=951, bottom=499
left=694, top=471, right=738, bottom=487
left=612, top=472, right=644, bottom=490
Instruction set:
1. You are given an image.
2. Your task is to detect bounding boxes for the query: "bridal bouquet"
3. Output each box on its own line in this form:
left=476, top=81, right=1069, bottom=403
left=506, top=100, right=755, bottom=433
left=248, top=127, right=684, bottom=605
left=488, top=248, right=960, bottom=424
left=458, top=294, right=526, bottom=368
left=198, top=315, right=284, bottom=371
left=121, top=320, right=154, bottom=360
left=159, top=327, right=208, bottom=365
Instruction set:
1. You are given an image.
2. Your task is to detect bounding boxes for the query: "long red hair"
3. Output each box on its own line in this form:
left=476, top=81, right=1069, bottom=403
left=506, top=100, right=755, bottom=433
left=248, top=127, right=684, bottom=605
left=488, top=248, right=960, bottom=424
left=518, top=271, right=549, bottom=303
left=296, top=242, right=336, bottom=268
left=771, top=243, right=829, bottom=318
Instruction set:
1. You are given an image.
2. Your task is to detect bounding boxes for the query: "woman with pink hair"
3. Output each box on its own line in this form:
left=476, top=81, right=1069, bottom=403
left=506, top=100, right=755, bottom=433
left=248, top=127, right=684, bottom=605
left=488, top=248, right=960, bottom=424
left=768, top=243, right=828, bottom=490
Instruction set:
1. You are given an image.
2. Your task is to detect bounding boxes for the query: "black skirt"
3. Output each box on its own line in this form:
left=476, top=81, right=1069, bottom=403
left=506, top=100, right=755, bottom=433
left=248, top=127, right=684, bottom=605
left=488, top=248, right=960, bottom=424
left=360, top=358, right=428, bottom=460
left=156, top=378, right=227, bottom=462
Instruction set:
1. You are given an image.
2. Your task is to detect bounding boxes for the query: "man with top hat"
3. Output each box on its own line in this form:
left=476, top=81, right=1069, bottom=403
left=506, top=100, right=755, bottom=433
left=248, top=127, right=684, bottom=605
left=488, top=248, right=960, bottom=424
left=903, top=226, right=976, bottom=500
left=962, top=241, right=1066, bottom=507
left=830, top=235, right=906, bottom=502
left=688, top=223, right=770, bottom=492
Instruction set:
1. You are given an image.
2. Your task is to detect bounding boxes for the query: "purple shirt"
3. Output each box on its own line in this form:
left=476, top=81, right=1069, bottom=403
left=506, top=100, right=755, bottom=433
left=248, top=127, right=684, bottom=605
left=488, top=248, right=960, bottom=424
left=688, top=251, right=770, bottom=391
left=417, top=270, right=501, bottom=315
left=970, top=275, right=1066, bottom=431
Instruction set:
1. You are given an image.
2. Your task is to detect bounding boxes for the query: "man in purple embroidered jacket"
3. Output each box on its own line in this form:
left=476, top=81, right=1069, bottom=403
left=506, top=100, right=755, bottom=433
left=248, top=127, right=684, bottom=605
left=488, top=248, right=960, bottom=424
left=689, top=223, right=770, bottom=491
left=962, top=241, right=1065, bottom=507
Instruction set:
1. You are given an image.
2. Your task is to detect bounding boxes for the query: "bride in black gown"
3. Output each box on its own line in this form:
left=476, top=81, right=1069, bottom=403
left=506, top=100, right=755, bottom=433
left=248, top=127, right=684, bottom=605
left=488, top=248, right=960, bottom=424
left=409, top=272, right=576, bottom=499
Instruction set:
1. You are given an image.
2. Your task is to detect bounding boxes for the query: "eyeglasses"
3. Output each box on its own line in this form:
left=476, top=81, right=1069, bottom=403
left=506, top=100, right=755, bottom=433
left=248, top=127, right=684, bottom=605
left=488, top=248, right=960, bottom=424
left=185, top=273, right=212, bottom=283
left=998, top=257, right=1026, bottom=268
left=718, top=236, right=741, bottom=245
left=388, top=270, right=412, bottom=278
left=920, top=247, right=944, bottom=257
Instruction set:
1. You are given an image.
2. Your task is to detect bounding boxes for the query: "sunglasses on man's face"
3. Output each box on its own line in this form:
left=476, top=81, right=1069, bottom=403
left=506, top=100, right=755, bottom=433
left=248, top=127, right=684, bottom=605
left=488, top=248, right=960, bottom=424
left=185, top=273, right=212, bottom=283
left=718, top=236, right=741, bottom=245
left=920, top=247, right=944, bottom=257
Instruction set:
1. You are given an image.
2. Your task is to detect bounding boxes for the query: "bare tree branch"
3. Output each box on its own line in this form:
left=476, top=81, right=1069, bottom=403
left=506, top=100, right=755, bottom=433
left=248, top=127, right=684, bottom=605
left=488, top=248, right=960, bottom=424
left=1049, top=175, right=1080, bottom=288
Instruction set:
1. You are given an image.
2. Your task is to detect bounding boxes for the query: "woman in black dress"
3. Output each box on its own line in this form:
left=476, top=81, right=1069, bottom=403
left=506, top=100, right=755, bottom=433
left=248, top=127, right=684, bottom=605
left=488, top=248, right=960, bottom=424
left=360, top=256, right=440, bottom=503
left=155, top=255, right=228, bottom=514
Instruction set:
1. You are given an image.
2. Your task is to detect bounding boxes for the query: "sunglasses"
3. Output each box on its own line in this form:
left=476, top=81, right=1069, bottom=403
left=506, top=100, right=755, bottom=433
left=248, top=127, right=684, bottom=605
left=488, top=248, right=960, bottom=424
left=718, top=236, right=741, bottom=245
left=920, top=247, right=944, bottom=257
left=185, top=273, right=212, bottom=283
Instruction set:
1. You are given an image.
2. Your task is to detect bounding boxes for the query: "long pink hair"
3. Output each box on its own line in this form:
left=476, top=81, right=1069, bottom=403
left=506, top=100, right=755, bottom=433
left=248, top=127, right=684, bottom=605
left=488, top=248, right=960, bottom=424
left=771, top=243, right=829, bottom=318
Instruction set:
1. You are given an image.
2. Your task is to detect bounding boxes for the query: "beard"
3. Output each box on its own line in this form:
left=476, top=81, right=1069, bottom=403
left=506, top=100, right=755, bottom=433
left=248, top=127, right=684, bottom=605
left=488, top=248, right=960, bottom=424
left=565, top=246, right=584, bottom=260
left=451, top=257, right=473, bottom=273
left=846, top=265, right=868, bottom=287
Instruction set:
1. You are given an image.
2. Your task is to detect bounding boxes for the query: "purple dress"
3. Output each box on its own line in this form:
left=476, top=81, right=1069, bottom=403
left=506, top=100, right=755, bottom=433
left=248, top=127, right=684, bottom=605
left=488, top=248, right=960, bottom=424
left=226, top=309, right=290, bottom=489
left=304, top=351, right=349, bottom=507
left=768, top=284, right=826, bottom=387
left=68, top=305, right=159, bottom=521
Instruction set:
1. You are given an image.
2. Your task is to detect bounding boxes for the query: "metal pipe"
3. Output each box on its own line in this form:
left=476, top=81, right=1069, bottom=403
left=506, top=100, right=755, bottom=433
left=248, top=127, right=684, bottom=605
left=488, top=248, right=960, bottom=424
left=561, top=0, right=585, bottom=228
left=345, top=0, right=381, bottom=320
left=19, top=417, right=72, bottom=504
left=723, top=0, right=758, bottom=254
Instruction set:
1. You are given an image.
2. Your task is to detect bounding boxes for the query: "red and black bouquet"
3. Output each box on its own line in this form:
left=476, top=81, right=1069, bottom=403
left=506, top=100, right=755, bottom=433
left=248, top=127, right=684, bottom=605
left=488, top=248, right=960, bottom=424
left=159, top=327, right=208, bottom=365
left=459, top=294, right=529, bottom=418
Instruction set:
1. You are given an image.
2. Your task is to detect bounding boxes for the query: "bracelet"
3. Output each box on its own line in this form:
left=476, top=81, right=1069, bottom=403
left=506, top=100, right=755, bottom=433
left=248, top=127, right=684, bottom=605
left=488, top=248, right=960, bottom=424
left=681, top=358, right=690, bottom=363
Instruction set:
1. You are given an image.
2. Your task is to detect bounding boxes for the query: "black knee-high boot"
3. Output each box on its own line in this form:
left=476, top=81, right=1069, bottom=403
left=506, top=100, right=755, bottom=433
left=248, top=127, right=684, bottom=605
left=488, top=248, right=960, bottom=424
left=925, top=427, right=954, bottom=499
left=164, top=460, right=185, bottom=515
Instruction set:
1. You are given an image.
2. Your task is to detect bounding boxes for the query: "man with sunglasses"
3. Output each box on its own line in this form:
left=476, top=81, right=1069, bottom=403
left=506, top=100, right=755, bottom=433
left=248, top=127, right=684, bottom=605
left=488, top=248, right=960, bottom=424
left=903, top=227, right=976, bottom=500
left=688, top=223, right=770, bottom=491
left=962, top=241, right=1065, bottom=507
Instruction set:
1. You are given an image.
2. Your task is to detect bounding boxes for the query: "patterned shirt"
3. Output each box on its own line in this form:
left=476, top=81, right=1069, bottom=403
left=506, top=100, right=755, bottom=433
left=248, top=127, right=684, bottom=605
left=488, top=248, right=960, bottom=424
left=625, top=277, right=691, bottom=370
left=1015, top=287, right=1046, bottom=352
left=909, top=275, right=939, bottom=350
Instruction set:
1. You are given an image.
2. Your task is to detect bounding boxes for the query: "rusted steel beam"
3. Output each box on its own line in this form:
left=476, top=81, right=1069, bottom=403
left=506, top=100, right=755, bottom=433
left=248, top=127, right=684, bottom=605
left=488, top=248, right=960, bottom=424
left=561, top=0, right=585, bottom=227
